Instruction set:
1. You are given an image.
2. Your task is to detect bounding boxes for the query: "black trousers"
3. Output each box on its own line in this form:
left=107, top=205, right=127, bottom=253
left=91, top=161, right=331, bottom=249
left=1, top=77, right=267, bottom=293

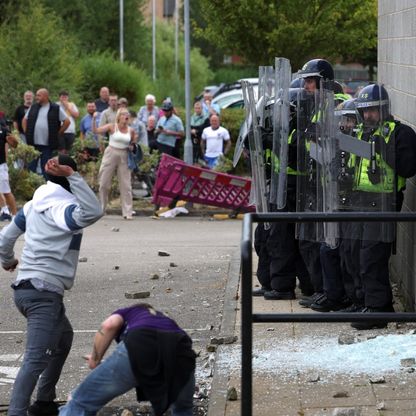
left=339, top=221, right=393, bottom=308
left=338, top=222, right=364, bottom=305
left=320, top=243, right=355, bottom=302
left=299, top=239, right=323, bottom=293
left=254, top=188, right=312, bottom=293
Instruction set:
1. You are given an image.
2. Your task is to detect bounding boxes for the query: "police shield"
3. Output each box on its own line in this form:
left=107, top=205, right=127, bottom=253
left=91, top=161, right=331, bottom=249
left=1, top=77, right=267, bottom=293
left=232, top=110, right=250, bottom=167
left=319, top=87, right=340, bottom=247
left=295, top=82, right=338, bottom=244
left=257, top=66, right=274, bottom=131
left=233, top=66, right=275, bottom=168
left=295, top=87, right=321, bottom=242
left=269, top=57, right=291, bottom=210
left=241, top=80, right=270, bottom=220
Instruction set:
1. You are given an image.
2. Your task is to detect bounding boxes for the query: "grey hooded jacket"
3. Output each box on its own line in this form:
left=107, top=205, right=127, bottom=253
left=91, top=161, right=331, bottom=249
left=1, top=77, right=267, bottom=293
left=0, top=172, right=103, bottom=292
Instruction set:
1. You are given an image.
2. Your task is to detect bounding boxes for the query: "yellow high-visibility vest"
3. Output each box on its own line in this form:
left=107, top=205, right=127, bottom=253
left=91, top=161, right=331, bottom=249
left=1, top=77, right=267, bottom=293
left=352, top=121, right=405, bottom=193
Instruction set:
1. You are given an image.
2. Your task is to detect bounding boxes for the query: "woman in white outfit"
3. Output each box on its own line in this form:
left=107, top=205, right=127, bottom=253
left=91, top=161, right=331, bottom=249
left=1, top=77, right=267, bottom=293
left=93, top=108, right=137, bottom=219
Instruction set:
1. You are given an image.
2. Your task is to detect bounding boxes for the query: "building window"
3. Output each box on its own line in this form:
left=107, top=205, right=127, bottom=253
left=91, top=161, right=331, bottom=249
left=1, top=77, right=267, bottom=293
left=163, top=0, right=175, bottom=18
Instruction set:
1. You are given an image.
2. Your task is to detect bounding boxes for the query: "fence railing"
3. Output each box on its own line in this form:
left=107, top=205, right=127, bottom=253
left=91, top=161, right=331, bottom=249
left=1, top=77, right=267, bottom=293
left=240, top=211, right=416, bottom=416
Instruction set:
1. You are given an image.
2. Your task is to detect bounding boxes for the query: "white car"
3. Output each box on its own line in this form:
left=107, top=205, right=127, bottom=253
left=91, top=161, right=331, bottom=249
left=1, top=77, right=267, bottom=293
left=212, top=85, right=258, bottom=110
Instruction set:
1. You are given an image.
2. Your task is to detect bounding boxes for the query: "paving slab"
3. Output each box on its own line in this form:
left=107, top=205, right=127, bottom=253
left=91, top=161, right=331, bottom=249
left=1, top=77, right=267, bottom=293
left=210, top=252, right=416, bottom=416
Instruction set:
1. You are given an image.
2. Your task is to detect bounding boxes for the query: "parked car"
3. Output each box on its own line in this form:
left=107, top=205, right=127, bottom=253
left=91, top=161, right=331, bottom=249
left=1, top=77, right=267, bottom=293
left=212, top=82, right=258, bottom=110
left=344, top=80, right=372, bottom=96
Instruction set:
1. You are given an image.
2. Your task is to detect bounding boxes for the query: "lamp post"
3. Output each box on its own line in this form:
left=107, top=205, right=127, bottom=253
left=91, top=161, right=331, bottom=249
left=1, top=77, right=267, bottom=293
left=183, top=0, right=193, bottom=165
left=119, top=0, right=124, bottom=62
left=152, top=0, right=156, bottom=80
left=175, top=0, right=179, bottom=76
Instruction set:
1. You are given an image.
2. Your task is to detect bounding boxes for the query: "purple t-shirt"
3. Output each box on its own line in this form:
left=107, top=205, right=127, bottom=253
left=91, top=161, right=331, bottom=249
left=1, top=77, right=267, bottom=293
left=113, top=305, right=184, bottom=340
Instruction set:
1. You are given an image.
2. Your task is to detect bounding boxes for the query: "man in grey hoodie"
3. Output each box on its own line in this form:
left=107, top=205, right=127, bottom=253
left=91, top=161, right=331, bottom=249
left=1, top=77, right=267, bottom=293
left=0, top=155, right=103, bottom=416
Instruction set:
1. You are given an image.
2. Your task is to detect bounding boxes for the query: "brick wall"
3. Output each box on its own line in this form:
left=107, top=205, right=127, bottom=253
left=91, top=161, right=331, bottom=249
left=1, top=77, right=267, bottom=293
left=379, top=0, right=416, bottom=309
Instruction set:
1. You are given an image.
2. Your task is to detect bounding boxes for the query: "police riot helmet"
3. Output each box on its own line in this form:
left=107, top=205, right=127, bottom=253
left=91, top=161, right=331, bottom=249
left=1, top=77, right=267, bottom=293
left=332, top=81, right=344, bottom=94
left=355, top=84, right=390, bottom=119
left=288, top=87, right=301, bottom=120
left=335, top=98, right=356, bottom=117
left=335, top=99, right=357, bottom=136
left=297, top=59, right=334, bottom=81
left=290, top=78, right=304, bottom=88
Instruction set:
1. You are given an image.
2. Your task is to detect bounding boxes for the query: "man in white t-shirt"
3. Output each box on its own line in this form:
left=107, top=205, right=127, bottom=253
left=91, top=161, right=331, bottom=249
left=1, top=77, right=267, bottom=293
left=57, top=91, right=79, bottom=154
left=201, top=114, right=231, bottom=169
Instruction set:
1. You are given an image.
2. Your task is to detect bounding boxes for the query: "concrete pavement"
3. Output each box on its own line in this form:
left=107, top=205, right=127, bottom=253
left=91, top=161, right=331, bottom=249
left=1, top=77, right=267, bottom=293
left=0, top=214, right=242, bottom=415
left=2, top=211, right=416, bottom=416
left=209, top=253, right=416, bottom=416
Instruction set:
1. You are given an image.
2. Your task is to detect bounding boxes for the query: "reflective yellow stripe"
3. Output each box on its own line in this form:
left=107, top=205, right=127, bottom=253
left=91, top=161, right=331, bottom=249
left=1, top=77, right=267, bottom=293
left=354, top=121, right=405, bottom=192
left=269, top=130, right=303, bottom=175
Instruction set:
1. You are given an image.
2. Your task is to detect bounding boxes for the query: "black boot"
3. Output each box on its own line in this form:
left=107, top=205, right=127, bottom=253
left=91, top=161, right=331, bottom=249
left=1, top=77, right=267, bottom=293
left=351, top=305, right=395, bottom=330
left=28, top=401, right=59, bottom=416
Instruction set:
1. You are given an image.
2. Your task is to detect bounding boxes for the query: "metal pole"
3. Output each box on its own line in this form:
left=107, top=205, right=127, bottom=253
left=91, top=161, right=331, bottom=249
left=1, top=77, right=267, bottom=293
left=241, top=214, right=253, bottom=416
left=183, top=0, right=193, bottom=164
left=152, top=0, right=156, bottom=80
left=119, top=0, right=124, bottom=62
left=175, top=0, right=179, bottom=76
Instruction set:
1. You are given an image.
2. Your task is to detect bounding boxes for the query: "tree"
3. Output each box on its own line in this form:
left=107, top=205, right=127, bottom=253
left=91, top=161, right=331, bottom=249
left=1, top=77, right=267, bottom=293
left=40, top=0, right=150, bottom=67
left=0, top=1, right=83, bottom=115
left=189, top=2, right=226, bottom=68
left=197, top=0, right=377, bottom=72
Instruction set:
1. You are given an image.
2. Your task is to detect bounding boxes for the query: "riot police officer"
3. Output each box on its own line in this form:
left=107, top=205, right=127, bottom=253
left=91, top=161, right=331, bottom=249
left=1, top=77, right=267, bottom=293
left=349, top=84, right=416, bottom=329
left=311, top=99, right=359, bottom=312
left=295, top=58, right=335, bottom=307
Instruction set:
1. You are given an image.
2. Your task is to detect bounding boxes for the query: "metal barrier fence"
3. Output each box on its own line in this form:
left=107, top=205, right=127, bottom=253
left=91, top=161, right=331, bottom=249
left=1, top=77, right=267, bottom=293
left=240, top=211, right=416, bottom=416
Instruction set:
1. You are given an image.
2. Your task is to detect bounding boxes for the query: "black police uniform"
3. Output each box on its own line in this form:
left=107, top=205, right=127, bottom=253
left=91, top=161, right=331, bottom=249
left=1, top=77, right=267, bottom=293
left=254, top=122, right=313, bottom=299
left=353, top=121, right=416, bottom=311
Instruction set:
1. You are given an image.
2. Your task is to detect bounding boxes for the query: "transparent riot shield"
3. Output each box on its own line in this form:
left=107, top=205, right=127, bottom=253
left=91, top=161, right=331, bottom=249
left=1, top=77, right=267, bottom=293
left=295, top=82, right=337, bottom=244
left=340, top=84, right=396, bottom=242
left=241, top=81, right=270, bottom=225
left=233, top=66, right=274, bottom=168
left=295, top=87, right=321, bottom=242
left=258, top=66, right=275, bottom=108
left=269, top=57, right=291, bottom=209
left=232, top=111, right=250, bottom=167
left=319, top=88, right=340, bottom=248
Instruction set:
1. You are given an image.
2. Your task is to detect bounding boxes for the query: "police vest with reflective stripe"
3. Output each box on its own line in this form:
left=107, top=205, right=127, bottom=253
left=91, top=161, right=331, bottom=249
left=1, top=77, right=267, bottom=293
left=353, top=121, right=406, bottom=193
left=266, top=130, right=302, bottom=176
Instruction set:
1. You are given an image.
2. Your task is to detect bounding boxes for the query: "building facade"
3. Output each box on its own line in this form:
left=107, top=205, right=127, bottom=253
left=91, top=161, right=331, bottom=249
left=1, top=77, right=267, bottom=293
left=379, top=0, right=416, bottom=309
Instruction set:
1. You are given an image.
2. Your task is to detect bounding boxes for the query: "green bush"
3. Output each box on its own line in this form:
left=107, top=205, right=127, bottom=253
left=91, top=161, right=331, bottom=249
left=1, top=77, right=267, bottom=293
left=80, top=53, right=154, bottom=107
left=7, top=142, right=40, bottom=169
left=8, top=167, right=45, bottom=203
left=7, top=142, right=44, bottom=202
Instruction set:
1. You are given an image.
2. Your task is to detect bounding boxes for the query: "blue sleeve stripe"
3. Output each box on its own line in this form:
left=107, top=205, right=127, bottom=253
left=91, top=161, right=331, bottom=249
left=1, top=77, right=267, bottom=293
left=64, top=204, right=82, bottom=231
left=14, top=209, right=26, bottom=232
left=69, top=233, right=83, bottom=250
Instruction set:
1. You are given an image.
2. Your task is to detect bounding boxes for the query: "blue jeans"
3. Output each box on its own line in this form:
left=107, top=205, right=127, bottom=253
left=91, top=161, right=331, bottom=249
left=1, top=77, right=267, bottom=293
left=8, top=286, right=73, bottom=416
left=59, top=342, right=195, bottom=416
left=28, top=145, right=54, bottom=178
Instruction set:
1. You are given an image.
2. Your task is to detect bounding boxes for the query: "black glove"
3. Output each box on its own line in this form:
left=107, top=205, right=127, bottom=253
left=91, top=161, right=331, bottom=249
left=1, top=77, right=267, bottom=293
left=287, top=144, right=297, bottom=170
left=367, top=167, right=381, bottom=185
left=338, top=171, right=354, bottom=189
left=305, top=123, right=318, bottom=142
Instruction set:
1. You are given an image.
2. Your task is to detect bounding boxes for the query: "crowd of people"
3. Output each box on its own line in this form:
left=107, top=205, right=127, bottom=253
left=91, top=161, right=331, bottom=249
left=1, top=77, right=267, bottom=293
left=0, top=86, right=234, bottom=222
left=253, top=57, right=416, bottom=331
